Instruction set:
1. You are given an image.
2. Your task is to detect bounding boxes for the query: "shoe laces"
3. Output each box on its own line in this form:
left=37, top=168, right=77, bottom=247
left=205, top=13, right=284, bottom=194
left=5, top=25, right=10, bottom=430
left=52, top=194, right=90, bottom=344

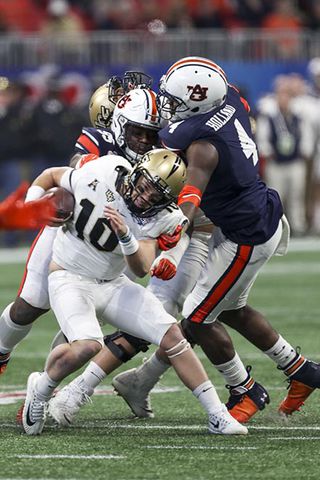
left=30, top=394, right=46, bottom=422
left=70, top=382, right=92, bottom=407
left=210, top=406, right=234, bottom=430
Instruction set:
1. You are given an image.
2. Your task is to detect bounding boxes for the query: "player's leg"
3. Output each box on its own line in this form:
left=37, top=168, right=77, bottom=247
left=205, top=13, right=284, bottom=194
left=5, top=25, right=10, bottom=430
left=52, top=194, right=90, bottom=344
left=113, top=231, right=269, bottom=423
left=48, top=332, right=151, bottom=425
left=0, top=226, right=57, bottom=374
left=184, top=220, right=320, bottom=416
left=49, top=276, right=247, bottom=434
left=21, top=270, right=103, bottom=435
left=221, top=305, right=320, bottom=416
left=158, top=324, right=247, bottom=434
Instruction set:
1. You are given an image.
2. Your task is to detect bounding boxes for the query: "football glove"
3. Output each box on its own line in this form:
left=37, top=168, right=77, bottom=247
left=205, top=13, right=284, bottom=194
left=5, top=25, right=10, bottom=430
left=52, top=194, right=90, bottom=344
left=150, top=257, right=177, bottom=280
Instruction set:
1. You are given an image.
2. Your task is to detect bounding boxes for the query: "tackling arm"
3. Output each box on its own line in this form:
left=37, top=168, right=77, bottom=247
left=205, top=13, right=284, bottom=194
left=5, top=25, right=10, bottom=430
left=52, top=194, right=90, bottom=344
left=179, top=140, right=219, bottom=222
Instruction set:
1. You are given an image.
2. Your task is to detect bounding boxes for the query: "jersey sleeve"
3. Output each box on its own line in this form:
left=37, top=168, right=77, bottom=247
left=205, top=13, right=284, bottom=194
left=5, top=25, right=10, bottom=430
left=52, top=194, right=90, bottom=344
left=59, top=168, right=75, bottom=193
left=139, top=207, right=187, bottom=239
left=74, top=127, right=100, bottom=156
left=159, top=119, right=200, bottom=152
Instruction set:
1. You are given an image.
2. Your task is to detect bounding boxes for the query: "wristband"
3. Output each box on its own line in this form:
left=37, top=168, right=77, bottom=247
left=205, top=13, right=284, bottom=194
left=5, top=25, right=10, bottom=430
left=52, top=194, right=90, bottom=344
left=178, top=185, right=202, bottom=208
left=118, top=227, right=139, bottom=256
left=25, top=185, right=45, bottom=203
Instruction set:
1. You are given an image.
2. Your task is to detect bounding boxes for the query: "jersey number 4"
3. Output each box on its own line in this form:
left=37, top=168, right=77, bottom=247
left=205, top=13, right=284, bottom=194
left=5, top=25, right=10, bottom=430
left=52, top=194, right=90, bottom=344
left=234, top=119, right=258, bottom=166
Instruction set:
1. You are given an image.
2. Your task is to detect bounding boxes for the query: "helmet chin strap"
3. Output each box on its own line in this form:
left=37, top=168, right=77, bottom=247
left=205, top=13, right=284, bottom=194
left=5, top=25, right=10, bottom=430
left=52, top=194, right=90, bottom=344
left=124, top=145, right=143, bottom=165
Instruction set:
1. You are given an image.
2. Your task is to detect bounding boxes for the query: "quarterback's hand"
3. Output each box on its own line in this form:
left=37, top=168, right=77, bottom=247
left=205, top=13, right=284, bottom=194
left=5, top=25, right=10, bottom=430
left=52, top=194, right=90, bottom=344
left=150, top=256, right=177, bottom=280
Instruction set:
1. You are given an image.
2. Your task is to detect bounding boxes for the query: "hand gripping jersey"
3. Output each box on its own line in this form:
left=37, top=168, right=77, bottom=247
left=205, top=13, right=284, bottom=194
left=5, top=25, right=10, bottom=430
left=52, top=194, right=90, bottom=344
left=160, top=86, right=283, bottom=245
left=75, top=127, right=123, bottom=158
left=53, top=156, right=186, bottom=281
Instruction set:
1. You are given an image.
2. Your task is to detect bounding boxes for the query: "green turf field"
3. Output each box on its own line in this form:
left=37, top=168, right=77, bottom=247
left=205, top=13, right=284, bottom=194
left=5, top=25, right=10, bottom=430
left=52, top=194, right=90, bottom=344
left=0, top=242, right=320, bottom=480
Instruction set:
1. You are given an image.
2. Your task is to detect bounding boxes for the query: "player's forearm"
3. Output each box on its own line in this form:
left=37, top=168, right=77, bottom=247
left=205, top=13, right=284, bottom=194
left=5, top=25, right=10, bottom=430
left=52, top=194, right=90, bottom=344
left=122, top=239, right=157, bottom=278
left=30, top=167, right=69, bottom=192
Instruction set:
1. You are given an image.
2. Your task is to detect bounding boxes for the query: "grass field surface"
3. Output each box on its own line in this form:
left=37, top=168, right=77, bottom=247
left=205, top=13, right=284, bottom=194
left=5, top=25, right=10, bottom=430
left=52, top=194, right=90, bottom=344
left=0, top=241, right=320, bottom=480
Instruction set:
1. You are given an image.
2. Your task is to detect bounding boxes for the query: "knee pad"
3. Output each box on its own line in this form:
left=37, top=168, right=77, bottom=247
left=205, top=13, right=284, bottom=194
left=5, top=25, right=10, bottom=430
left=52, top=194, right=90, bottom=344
left=103, top=331, right=150, bottom=363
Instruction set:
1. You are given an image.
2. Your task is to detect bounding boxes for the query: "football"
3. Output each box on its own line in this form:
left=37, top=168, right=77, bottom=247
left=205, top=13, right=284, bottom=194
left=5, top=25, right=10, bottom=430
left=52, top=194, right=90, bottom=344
left=46, top=187, right=75, bottom=220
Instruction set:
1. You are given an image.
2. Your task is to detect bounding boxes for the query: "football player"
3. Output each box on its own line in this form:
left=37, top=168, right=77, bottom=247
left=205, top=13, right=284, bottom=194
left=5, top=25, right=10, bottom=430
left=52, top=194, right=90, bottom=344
left=48, top=88, right=270, bottom=425
left=0, top=75, right=161, bottom=375
left=119, top=56, right=319, bottom=418
left=21, top=148, right=247, bottom=436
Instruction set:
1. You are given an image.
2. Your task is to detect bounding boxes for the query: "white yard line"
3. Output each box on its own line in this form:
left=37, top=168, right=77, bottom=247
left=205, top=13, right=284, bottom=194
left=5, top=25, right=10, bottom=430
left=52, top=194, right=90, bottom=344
left=2, top=422, right=320, bottom=431
left=270, top=436, right=320, bottom=440
left=12, top=454, right=125, bottom=460
left=144, top=445, right=258, bottom=450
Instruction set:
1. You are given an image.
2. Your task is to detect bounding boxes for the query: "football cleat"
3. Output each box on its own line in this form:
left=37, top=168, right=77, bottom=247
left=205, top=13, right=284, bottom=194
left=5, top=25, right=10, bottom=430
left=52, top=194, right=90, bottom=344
left=16, top=402, right=24, bottom=426
left=0, top=352, right=10, bottom=375
left=22, top=372, right=47, bottom=435
left=112, top=367, right=154, bottom=418
left=48, top=378, right=93, bottom=426
left=226, top=381, right=270, bottom=423
left=278, top=380, right=314, bottom=416
left=278, top=355, right=320, bottom=416
left=283, top=357, right=320, bottom=388
left=208, top=405, right=248, bottom=435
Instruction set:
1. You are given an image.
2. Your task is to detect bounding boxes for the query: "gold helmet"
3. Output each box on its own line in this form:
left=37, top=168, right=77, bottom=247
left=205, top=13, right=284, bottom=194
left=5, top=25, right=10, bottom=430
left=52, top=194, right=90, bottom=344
left=89, top=76, right=124, bottom=128
left=122, top=148, right=187, bottom=218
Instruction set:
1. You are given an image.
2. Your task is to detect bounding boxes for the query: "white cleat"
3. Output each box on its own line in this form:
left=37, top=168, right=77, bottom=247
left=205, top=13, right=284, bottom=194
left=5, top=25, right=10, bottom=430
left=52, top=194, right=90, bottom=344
left=112, top=368, right=154, bottom=418
left=208, top=405, right=248, bottom=435
left=48, top=378, right=92, bottom=426
left=22, top=372, right=47, bottom=436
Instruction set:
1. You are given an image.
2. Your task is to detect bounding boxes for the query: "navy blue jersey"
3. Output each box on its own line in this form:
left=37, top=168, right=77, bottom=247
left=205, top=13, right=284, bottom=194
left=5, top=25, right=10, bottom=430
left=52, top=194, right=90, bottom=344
left=74, top=127, right=124, bottom=158
left=159, top=86, right=283, bottom=245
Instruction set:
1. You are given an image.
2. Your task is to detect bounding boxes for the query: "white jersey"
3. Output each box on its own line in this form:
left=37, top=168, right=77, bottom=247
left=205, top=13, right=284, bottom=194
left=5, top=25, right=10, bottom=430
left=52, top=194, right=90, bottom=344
left=53, top=155, right=186, bottom=281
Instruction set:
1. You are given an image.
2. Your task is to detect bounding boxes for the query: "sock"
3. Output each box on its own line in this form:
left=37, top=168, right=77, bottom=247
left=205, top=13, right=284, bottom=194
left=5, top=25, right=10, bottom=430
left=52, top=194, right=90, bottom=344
left=192, top=380, right=222, bottom=414
left=264, top=335, right=298, bottom=369
left=81, top=361, right=106, bottom=391
left=36, top=371, right=60, bottom=400
left=136, top=352, right=170, bottom=391
left=215, top=353, right=250, bottom=392
left=0, top=303, right=33, bottom=353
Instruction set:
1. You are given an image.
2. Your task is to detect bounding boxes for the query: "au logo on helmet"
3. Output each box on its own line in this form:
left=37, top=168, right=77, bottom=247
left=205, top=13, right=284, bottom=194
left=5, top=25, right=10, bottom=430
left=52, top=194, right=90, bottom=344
left=118, top=94, right=132, bottom=109
left=187, top=84, right=208, bottom=101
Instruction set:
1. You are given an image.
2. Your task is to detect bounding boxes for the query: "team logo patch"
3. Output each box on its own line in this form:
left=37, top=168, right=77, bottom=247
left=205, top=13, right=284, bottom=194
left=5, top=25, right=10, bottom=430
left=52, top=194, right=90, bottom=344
left=88, top=179, right=99, bottom=191
left=105, top=189, right=115, bottom=202
left=187, top=84, right=208, bottom=101
left=96, top=106, right=112, bottom=127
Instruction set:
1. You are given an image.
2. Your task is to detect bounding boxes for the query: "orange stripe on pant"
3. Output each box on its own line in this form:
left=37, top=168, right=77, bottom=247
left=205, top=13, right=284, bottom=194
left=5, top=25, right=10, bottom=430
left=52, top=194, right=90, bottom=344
left=17, top=227, right=46, bottom=296
left=189, top=244, right=254, bottom=324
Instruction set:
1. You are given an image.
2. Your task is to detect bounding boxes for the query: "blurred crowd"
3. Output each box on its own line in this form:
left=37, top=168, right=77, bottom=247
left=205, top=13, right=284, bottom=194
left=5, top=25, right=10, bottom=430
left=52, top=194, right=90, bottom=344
left=0, top=0, right=320, bottom=34
left=255, top=58, right=320, bottom=237
left=0, top=66, right=89, bottom=245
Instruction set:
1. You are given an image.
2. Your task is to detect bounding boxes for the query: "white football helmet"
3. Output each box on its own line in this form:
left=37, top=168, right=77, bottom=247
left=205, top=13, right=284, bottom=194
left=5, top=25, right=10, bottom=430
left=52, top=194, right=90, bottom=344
left=157, top=56, right=228, bottom=121
left=111, top=88, right=162, bottom=163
